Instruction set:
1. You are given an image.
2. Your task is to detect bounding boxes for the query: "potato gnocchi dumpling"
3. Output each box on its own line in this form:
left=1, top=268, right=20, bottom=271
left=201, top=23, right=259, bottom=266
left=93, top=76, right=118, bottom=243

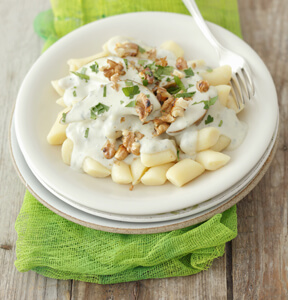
left=48, top=36, right=248, bottom=188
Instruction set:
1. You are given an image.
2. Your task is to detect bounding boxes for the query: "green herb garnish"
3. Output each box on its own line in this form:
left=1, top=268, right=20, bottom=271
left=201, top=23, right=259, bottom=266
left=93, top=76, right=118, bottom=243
left=125, top=100, right=137, bottom=107
left=193, top=96, right=218, bottom=110
left=81, top=67, right=87, bottom=74
left=90, top=62, right=99, bottom=73
left=146, top=94, right=150, bottom=98
left=123, top=58, right=128, bottom=68
left=166, top=77, right=171, bottom=82
left=71, top=71, right=90, bottom=82
left=138, top=59, right=147, bottom=66
left=103, top=85, right=107, bottom=97
left=184, top=68, right=194, bottom=77
left=154, top=66, right=174, bottom=80
left=125, top=80, right=133, bottom=87
left=142, top=79, right=148, bottom=86
left=138, top=45, right=146, bottom=53
left=188, top=84, right=194, bottom=88
left=84, top=128, right=89, bottom=138
left=206, top=67, right=213, bottom=73
left=61, top=113, right=67, bottom=123
left=122, top=85, right=140, bottom=99
left=90, top=103, right=110, bottom=119
left=166, top=86, right=181, bottom=95
left=175, top=92, right=196, bottom=98
left=177, top=149, right=180, bottom=161
left=173, top=76, right=187, bottom=92
left=73, top=90, right=77, bottom=97
left=205, top=115, right=214, bottom=125
left=218, top=120, right=223, bottom=127
left=120, top=100, right=124, bottom=104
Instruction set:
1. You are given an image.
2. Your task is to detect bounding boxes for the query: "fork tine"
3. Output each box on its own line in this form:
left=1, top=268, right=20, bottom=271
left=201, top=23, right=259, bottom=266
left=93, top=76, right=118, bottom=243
left=230, top=74, right=244, bottom=108
left=236, top=69, right=249, bottom=104
left=242, top=67, right=255, bottom=98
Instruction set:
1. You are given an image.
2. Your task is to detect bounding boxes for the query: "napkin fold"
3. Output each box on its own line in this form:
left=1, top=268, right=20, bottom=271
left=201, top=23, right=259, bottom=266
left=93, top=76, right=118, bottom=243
left=15, top=0, right=241, bottom=284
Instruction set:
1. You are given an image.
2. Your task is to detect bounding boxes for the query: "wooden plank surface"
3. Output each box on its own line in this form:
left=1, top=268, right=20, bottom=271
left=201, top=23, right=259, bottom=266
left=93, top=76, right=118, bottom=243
left=0, top=0, right=287, bottom=299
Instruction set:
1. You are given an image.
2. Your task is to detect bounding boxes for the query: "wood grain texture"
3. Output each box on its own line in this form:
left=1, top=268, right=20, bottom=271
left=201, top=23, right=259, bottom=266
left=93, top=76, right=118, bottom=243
left=0, top=0, right=287, bottom=299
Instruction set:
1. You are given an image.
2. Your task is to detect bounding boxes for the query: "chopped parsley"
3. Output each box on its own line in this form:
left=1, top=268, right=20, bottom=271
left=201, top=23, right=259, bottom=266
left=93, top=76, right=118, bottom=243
left=154, top=65, right=174, bottom=80
left=71, top=71, right=90, bottom=82
left=188, top=84, right=194, bottom=88
left=90, top=62, right=99, bottom=73
left=175, top=92, right=196, bottom=98
left=166, top=77, right=171, bottom=82
left=184, top=68, right=194, bottom=77
left=138, top=59, right=147, bottom=66
left=218, top=120, right=223, bottom=127
left=206, top=67, right=213, bottom=73
left=61, top=112, right=67, bottom=123
left=177, top=149, right=180, bottom=161
left=73, top=90, right=77, bottom=97
left=173, top=76, right=187, bottom=92
left=84, top=128, right=89, bottom=138
left=90, top=103, right=110, bottom=119
left=146, top=94, right=150, bottom=98
left=120, top=100, right=124, bottom=104
left=166, top=85, right=181, bottom=95
left=125, top=80, right=133, bottom=87
left=138, top=45, right=146, bottom=53
left=103, top=85, right=107, bottom=97
left=142, top=79, right=148, bottom=86
left=81, top=67, right=87, bottom=74
left=193, top=96, right=218, bottom=110
left=123, top=58, right=128, bottom=68
left=122, top=85, right=140, bottom=99
left=205, top=115, right=214, bottom=125
left=125, top=100, right=137, bottom=107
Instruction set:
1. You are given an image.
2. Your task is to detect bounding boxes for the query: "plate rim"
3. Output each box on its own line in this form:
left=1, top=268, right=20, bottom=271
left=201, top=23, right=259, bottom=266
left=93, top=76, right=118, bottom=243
left=13, top=11, right=279, bottom=216
left=9, top=111, right=279, bottom=234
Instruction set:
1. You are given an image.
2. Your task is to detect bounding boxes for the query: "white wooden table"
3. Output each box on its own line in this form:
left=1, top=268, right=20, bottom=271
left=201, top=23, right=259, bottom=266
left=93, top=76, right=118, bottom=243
left=1, top=0, right=287, bottom=298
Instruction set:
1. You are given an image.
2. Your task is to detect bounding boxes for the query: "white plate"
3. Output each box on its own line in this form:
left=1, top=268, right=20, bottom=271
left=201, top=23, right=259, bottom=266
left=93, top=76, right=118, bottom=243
left=10, top=116, right=278, bottom=233
left=14, top=12, right=278, bottom=215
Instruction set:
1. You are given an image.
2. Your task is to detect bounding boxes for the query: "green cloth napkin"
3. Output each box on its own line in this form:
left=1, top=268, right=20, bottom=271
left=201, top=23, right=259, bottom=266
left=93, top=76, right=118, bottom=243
left=15, top=0, right=241, bottom=284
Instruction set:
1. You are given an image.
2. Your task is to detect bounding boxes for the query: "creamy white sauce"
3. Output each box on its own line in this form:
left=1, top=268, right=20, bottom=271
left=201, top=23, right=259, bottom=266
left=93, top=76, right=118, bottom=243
left=61, top=36, right=248, bottom=171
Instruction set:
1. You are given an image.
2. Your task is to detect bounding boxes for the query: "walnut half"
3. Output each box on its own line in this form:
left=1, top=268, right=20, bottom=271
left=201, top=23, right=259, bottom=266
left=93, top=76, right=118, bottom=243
left=115, top=42, right=139, bottom=57
left=135, top=93, right=153, bottom=122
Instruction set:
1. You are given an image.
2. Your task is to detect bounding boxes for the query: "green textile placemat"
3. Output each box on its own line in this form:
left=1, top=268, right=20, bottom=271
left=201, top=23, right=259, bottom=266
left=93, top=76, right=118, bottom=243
left=15, top=0, right=241, bottom=284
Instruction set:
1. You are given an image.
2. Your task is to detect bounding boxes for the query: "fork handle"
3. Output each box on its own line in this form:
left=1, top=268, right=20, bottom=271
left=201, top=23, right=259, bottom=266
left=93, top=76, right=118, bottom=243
left=182, top=0, right=224, bottom=55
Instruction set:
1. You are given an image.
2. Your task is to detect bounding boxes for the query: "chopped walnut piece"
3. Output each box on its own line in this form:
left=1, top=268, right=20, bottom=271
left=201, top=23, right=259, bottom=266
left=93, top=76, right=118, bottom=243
left=131, top=142, right=141, bottom=156
left=115, top=144, right=129, bottom=160
left=153, top=119, right=170, bottom=136
left=155, top=87, right=172, bottom=103
left=115, top=42, right=139, bottom=57
left=146, top=48, right=157, bottom=60
left=158, top=113, right=175, bottom=123
left=155, top=57, right=168, bottom=67
left=122, top=131, right=144, bottom=156
left=176, top=57, right=188, bottom=70
left=196, top=80, right=210, bottom=93
left=102, top=140, right=116, bottom=159
left=135, top=93, right=153, bottom=122
left=161, top=96, right=175, bottom=114
left=139, top=67, right=154, bottom=84
left=171, top=98, right=189, bottom=117
left=100, top=59, right=126, bottom=80
left=110, top=73, right=120, bottom=90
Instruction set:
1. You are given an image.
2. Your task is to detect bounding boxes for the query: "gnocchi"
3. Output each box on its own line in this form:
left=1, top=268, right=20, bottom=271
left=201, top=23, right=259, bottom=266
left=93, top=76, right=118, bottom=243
left=48, top=36, right=247, bottom=189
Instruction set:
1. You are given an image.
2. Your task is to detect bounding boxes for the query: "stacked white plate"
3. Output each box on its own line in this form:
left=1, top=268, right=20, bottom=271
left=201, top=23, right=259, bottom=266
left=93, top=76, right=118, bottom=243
left=11, top=12, right=279, bottom=234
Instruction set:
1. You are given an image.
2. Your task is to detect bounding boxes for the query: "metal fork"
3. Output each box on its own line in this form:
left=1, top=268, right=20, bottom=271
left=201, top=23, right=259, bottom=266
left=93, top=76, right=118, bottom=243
left=182, top=0, right=255, bottom=107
